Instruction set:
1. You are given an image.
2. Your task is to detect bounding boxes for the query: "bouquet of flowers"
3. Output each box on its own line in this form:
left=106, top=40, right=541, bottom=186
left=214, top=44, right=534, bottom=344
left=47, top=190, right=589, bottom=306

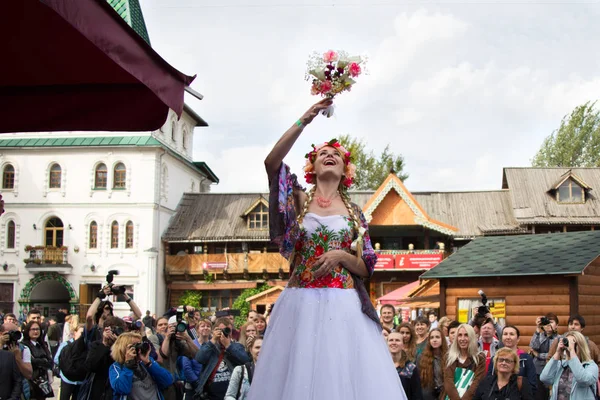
left=306, top=50, right=366, bottom=116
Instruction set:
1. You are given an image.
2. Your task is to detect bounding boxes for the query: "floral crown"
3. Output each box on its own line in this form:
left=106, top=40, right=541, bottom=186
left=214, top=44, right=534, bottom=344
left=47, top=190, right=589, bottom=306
left=303, top=139, right=356, bottom=188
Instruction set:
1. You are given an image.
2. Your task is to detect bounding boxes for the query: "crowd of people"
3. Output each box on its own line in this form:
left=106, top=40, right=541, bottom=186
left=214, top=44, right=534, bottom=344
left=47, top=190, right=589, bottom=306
left=0, top=287, right=270, bottom=400
left=380, top=307, right=599, bottom=400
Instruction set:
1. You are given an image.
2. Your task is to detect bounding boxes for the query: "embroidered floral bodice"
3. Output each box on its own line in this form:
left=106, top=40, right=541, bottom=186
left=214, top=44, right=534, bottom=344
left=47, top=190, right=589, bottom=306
left=287, top=213, right=355, bottom=289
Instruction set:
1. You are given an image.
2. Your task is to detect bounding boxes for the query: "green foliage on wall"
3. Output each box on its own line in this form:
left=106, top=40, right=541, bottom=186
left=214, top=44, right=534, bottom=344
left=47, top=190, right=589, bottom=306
left=232, top=284, right=271, bottom=327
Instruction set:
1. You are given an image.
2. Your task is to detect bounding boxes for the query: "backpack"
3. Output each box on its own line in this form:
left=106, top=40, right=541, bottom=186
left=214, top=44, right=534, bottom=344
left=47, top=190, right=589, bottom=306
left=58, top=336, right=88, bottom=382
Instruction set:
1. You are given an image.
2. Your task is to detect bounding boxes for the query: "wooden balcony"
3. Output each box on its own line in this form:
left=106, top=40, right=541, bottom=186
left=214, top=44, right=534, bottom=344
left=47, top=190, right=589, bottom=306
left=23, top=246, right=72, bottom=273
left=166, top=252, right=289, bottom=276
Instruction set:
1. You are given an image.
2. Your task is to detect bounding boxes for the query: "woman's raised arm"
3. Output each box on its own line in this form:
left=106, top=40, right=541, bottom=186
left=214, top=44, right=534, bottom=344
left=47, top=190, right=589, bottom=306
left=264, top=98, right=332, bottom=175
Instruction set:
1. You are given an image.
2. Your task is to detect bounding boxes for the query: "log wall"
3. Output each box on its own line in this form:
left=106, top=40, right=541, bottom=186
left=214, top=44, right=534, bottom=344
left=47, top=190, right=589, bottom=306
left=444, top=276, right=570, bottom=349
left=578, top=258, right=600, bottom=344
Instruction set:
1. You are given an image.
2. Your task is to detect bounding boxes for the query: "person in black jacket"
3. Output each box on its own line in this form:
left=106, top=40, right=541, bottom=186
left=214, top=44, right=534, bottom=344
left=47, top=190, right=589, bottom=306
left=0, top=349, right=22, bottom=400
left=22, top=321, right=53, bottom=400
left=83, top=316, right=126, bottom=400
left=388, top=331, right=421, bottom=400
left=474, top=348, right=534, bottom=400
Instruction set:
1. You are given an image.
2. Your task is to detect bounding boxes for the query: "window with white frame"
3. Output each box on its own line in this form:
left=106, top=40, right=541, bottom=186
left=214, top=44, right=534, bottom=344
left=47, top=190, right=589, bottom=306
left=49, top=163, right=62, bottom=188
left=6, top=221, right=15, bottom=249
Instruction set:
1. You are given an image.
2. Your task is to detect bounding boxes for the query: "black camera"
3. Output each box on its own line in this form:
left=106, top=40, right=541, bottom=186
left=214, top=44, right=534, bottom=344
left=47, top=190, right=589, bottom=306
left=111, top=326, right=124, bottom=337
left=476, top=290, right=491, bottom=318
left=540, top=316, right=551, bottom=327
left=2, top=330, right=22, bottom=349
left=134, top=339, right=151, bottom=354
left=562, top=337, right=570, bottom=347
left=106, top=270, right=126, bottom=295
left=222, top=327, right=231, bottom=338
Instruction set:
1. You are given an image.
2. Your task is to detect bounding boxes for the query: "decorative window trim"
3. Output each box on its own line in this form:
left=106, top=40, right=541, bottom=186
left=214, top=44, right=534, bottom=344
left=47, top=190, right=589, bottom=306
left=0, top=214, right=20, bottom=257
left=111, top=160, right=132, bottom=197
left=0, top=161, right=19, bottom=197
left=43, top=162, right=66, bottom=197
left=161, top=163, right=169, bottom=202
left=171, top=120, right=177, bottom=143
left=247, top=202, right=269, bottom=231
left=90, top=161, right=109, bottom=196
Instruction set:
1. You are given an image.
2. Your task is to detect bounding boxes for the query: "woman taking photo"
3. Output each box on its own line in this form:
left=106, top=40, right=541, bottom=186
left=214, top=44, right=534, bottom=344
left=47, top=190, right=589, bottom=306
left=540, top=331, right=598, bottom=400
left=444, top=324, right=486, bottom=400
left=398, top=322, right=418, bottom=362
left=388, top=332, right=423, bottom=400
left=109, top=332, right=173, bottom=400
left=420, top=328, right=448, bottom=400
left=248, top=99, right=407, bottom=399
left=225, top=336, right=263, bottom=400
left=473, top=348, right=534, bottom=400
left=239, top=322, right=258, bottom=351
left=22, top=321, right=54, bottom=399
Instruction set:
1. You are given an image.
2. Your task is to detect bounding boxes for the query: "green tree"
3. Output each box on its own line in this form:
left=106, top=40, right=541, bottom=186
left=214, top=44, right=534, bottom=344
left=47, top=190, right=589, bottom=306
left=179, top=290, right=202, bottom=309
left=532, top=101, right=600, bottom=167
left=232, top=283, right=271, bottom=328
left=338, top=134, right=408, bottom=190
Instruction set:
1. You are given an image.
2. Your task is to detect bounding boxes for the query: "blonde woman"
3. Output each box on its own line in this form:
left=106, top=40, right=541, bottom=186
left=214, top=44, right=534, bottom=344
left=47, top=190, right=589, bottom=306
left=109, top=332, right=173, bottom=400
left=239, top=322, right=258, bottom=351
left=225, top=336, right=263, bottom=400
left=248, top=99, right=407, bottom=400
left=473, top=348, right=533, bottom=400
left=388, top=332, right=421, bottom=400
left=540, top=331, right=598, bottom=400
left=443, top=324, right=486, bottom=400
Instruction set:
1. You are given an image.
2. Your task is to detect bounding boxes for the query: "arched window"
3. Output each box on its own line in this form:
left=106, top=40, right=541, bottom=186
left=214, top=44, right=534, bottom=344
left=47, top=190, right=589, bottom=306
left=2, top=164, right=15, bottom=189
left=6, top=221, right=15, bottom=249
left=45, top=217, right=64, bottom=247
left=113, top=163, right=126, bottom=189
left=171, top=121, right=177, bottom=142
left=95, top=163, right=107, bottom=189
left=89, top=221, right=98, bottom=249
left=125, top=221, right=134, bottom=249
left=49, top=163, right=62, bottom=188
left=111, top=221, right=119, bottom=248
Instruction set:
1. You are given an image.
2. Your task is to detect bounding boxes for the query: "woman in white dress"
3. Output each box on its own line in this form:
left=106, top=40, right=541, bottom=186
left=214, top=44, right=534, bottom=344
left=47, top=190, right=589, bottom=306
left=248, top=99, right=407, bottom=400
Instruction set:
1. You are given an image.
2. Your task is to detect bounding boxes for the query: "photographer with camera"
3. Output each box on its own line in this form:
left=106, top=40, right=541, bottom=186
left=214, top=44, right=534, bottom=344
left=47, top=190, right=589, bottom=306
left=470, top=291, right=504, bottom=339
left=160, top=310, right=200, bottom=400
left=540, top=331, right=598, bottom=400
left=85, top=270, right=142, bottom=342
left=82, top=316, right=126, bottom=400
left=1, top=322, right=32, bottom=399
left=547, top=315, right=600, bottom=366
left=109, top=332, right=173, bottom=400
left=529, top=314, right=559, bottom=400
left=193, top=317, right=250, bottom=400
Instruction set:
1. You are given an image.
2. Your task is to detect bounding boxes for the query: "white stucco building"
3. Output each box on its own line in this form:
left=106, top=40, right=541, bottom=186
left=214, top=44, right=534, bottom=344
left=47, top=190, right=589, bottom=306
left=0, top=107, right=218, bottom=319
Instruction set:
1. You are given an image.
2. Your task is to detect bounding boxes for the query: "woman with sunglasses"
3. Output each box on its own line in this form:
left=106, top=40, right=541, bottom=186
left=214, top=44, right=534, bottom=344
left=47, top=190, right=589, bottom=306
left=540, top=331, right=598, bottom=400
left=473, top=348, right=534, bottom=400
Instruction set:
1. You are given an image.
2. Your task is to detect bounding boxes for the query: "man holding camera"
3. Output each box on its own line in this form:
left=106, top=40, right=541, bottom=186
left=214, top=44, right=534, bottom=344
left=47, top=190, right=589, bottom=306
left=85, top=282, right=142, bottom=343
left=529, top=313, right=558, bottom=400
left=193, top=317, right=250, bottom=400
left=160, top=312, right=200, bottom=400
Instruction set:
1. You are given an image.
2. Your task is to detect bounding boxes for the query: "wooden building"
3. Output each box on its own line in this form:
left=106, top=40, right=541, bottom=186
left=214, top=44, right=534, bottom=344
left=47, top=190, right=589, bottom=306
left=162, top=167, right=600, bottom=313
left=420, top=230, right=600, bottom=346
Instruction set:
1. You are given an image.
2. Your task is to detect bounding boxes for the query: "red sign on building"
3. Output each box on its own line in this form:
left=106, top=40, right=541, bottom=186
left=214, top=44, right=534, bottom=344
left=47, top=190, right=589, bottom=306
left=395, top=254, right=442, bottom=270
left=374, top=255, right=395, bottom=269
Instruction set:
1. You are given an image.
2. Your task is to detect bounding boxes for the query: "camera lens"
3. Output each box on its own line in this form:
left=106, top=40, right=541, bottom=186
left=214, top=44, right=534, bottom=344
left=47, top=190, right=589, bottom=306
left=562, top=337, right=570, bottom=347
left=176, top=322, right=187, bottom=333
left=222, top=327, right=231, bottom=337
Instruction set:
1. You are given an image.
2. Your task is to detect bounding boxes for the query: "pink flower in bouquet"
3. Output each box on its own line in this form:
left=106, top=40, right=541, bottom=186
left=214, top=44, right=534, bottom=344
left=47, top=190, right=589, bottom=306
left=320, top=80, right=333, bottom=94
left=323, top=50, right=339, bottom=63
left=310, top=83, right=320, bottom=95
left=349, top=62, right=361, bottom=77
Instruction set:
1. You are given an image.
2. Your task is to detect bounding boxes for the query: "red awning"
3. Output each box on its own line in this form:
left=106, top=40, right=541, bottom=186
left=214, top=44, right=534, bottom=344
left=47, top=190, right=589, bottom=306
left=377, top=281, right=420, bottom=305
left=0, top=0, right=196, bottom=133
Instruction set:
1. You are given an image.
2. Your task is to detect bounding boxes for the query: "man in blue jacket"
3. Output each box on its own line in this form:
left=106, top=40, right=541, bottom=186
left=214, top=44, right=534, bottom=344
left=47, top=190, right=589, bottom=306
left=194, top=317, right=249, bottom=400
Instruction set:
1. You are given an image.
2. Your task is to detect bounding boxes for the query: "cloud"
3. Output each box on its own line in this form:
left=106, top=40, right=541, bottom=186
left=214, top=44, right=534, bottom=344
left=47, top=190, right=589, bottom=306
left=140, top=1, right=600, bottom=194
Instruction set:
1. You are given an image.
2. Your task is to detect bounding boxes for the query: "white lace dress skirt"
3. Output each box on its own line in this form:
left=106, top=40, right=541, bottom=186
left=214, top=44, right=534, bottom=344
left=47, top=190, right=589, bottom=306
left=247, top=287, right=407, bottom=400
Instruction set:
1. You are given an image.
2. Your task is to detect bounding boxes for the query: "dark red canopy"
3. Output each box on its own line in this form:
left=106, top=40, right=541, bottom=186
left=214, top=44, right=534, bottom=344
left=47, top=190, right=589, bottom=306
left=0, top=0, right=196, bottom=133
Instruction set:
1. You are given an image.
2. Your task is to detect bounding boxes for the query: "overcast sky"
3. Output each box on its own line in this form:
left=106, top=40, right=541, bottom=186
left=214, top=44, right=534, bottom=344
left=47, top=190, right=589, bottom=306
left=141, top=0, right=600, bottom=193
